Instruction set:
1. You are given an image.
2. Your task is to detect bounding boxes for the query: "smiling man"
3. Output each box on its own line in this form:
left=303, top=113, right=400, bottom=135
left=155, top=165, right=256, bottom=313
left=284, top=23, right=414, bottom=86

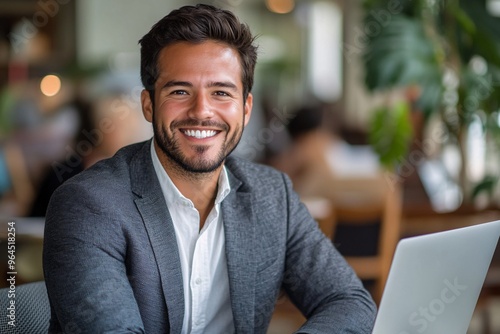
left=143, top=40, right=252, bottom=228
left=43, top=4, right=376, bottom=333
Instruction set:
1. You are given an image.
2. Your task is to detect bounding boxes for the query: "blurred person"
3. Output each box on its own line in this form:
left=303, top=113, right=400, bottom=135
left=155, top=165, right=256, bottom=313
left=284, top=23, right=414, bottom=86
left=0, top=78, right=76, bottom=216
left=270, top=103, right=396, bottom=294
left=43, top=4, right=376, bottom=333
left=269, top=103, right=381, bottom=199
left=29, top=93, right=150, bottom=216
left=268, top=103, right=337, bottom=198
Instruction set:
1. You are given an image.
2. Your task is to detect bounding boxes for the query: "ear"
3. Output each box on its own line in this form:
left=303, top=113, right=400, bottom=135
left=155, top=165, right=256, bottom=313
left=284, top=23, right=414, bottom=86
left=243, top=93, right=253, bottom=126
left=141, top=89, right=153, bottom=123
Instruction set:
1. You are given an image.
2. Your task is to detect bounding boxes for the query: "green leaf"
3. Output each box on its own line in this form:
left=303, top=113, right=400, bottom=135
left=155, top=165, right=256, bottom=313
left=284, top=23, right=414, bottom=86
left=449, top=1, right=500, bottom=67
left=471, top=175, right=498, bottom=199
left=368, top=101, right=414, bottom=168
left=363, top=15, right=443, bottom=116
left=450, top=3, right=476, bottom=35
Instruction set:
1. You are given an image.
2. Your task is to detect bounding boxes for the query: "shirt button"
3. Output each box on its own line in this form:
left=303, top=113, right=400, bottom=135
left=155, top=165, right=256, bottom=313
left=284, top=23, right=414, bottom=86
left=195, top=278, right=202, bottom=285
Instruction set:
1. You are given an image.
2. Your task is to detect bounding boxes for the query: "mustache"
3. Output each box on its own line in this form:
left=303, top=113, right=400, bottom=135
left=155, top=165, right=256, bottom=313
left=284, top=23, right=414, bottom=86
left=171, top=119, right=228, bottom=131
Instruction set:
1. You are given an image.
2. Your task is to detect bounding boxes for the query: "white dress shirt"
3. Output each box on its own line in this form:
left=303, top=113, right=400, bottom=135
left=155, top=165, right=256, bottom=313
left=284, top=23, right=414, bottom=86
left=151, top=142, right=234, bottom=334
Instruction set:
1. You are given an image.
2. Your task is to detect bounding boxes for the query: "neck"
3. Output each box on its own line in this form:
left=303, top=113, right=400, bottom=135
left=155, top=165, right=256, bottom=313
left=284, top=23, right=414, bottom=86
left=173, top=172, right=219, bottom=230
left=154, top=143, right=222, bottom=229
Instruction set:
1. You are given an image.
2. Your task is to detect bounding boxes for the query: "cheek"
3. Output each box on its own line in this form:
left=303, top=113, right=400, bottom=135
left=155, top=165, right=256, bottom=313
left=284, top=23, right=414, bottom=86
left=155, top=102, right=181, bottom=123
left=219, top=101, right=245, bottom=121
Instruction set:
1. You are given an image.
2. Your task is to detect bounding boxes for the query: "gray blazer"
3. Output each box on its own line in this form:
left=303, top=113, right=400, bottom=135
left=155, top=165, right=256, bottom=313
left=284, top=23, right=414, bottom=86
left=43, top=140, right=376, bottom=333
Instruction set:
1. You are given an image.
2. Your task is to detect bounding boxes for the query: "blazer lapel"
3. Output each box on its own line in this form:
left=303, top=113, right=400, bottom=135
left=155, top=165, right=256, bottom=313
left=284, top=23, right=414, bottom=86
left=130, top=141, right=184, bottom=333
left=222, top=171, right=256, bottom=332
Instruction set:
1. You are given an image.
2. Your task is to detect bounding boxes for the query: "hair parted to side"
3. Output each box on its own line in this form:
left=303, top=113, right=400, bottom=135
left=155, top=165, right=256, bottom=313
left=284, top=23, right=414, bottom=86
left=139, top=3, right=258, bottom=101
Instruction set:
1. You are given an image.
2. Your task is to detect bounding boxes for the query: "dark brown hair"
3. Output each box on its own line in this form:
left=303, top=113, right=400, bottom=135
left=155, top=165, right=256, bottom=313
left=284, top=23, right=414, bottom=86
left=139, top=4, right=258, bottom=101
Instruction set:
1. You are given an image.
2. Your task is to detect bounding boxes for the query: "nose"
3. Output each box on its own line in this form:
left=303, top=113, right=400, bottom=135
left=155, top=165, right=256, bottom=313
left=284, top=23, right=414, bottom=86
left=188, top=92, right=214, bottom=120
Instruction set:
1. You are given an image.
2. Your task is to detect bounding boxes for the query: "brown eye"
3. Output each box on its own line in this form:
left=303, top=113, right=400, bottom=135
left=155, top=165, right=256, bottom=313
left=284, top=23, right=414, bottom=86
left=214, top=91, right=229, bottom=96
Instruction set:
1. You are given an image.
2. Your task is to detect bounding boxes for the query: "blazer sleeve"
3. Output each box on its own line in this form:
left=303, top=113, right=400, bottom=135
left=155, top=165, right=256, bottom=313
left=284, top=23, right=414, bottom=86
left=43, top=181, right=145, bottom=333
left=280, top=173, right=377, bottom=333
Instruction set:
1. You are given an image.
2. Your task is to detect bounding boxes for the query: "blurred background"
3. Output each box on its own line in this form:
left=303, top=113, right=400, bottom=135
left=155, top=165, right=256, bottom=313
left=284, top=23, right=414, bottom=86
left=1, top=0, right=500, bottom=332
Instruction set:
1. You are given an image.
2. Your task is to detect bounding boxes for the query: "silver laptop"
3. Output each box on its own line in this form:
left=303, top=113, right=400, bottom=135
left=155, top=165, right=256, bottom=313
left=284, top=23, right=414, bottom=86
left=372, top=220, right=500, bottom=334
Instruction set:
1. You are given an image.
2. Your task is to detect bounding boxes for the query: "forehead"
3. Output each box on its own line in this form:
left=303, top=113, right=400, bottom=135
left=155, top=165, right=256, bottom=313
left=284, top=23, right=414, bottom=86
left=156, top=41, right=243, bottom=82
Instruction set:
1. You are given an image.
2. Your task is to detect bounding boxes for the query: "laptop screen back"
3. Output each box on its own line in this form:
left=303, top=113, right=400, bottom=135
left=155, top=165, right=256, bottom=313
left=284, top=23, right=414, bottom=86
left=372, top=220, right=500, bottom=334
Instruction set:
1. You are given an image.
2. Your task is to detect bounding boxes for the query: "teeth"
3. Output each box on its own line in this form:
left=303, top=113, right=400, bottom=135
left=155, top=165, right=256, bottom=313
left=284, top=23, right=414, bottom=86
left=184, top=129, right=217, bottom=139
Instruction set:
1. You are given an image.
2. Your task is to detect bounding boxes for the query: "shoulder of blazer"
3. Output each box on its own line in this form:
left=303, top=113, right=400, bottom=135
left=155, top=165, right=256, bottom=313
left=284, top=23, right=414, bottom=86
left=225, top=155, right=287, bottom=192
left=54, top=141, right=150, bottom=198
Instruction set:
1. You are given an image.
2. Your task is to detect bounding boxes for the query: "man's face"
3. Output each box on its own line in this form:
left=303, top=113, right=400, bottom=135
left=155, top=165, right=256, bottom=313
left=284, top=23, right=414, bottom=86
left=141, top=40, right=253, bottom=174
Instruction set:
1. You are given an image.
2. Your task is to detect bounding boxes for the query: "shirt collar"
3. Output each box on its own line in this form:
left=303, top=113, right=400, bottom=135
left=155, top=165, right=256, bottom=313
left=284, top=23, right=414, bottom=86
left=150, top=140, right=231, bottom=206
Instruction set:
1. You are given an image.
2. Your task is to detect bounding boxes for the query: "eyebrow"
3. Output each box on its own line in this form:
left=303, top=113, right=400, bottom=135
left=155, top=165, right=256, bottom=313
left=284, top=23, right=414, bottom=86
left=161, top=80, right=238, bottom=91
left=207, top=81, right=238, bottom=91
left=162, top=81, right=192, bottom=89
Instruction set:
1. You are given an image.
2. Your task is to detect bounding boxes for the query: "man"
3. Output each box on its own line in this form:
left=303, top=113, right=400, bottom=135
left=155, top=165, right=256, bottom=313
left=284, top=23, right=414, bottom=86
left=43, top=4, right=376, bottom=333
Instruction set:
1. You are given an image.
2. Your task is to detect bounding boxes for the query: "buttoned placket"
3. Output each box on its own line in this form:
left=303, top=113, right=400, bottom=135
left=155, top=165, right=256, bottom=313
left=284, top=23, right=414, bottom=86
left=185, top=200, right=220, bottom=333
left=190, top=232, right=208, bottom=331
left=174, top=197, right=198, bottom=332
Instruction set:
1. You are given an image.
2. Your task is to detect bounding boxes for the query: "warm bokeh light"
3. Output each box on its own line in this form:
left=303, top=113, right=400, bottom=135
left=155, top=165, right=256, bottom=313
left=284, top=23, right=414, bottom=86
left=40, top=74, right=62, bottom=97
left=265, top=0, right=295, bottom=14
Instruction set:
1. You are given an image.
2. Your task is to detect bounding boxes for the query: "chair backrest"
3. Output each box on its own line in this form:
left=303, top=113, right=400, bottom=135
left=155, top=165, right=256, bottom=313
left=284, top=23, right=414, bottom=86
left=317, top=175, right=403, bottom=304
left=0, top=281, right=51, bottom=333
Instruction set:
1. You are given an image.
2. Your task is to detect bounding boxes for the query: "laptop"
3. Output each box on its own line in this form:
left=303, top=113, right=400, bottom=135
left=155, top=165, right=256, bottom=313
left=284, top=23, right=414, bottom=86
left=372, top=220, right=500, bottom=334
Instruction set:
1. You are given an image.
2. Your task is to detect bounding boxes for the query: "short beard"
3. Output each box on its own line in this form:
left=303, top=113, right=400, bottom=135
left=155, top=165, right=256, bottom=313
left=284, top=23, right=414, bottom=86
left=153, top=115, right=244, bottom=178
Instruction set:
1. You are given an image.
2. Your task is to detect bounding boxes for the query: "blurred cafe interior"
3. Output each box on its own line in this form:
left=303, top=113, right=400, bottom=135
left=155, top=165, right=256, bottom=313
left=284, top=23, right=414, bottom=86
left=1, top=0, right=500, bottom=332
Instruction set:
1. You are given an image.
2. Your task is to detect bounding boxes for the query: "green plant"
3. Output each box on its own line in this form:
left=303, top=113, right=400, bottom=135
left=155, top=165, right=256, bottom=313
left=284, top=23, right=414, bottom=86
left=368, top=101, right=413, bottom=169
left=362, top=0, right=500, bottom=205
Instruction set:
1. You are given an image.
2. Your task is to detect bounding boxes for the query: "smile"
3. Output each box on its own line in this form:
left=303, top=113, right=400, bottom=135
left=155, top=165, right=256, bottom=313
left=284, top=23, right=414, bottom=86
left=182, top=129, right=218, bottom=139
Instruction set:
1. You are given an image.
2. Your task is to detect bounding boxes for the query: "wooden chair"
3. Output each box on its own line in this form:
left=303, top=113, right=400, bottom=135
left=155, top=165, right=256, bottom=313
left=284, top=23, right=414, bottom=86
left=269, top=175, right=402, bottom=331
left=321, top=176, right=403, bottom=304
